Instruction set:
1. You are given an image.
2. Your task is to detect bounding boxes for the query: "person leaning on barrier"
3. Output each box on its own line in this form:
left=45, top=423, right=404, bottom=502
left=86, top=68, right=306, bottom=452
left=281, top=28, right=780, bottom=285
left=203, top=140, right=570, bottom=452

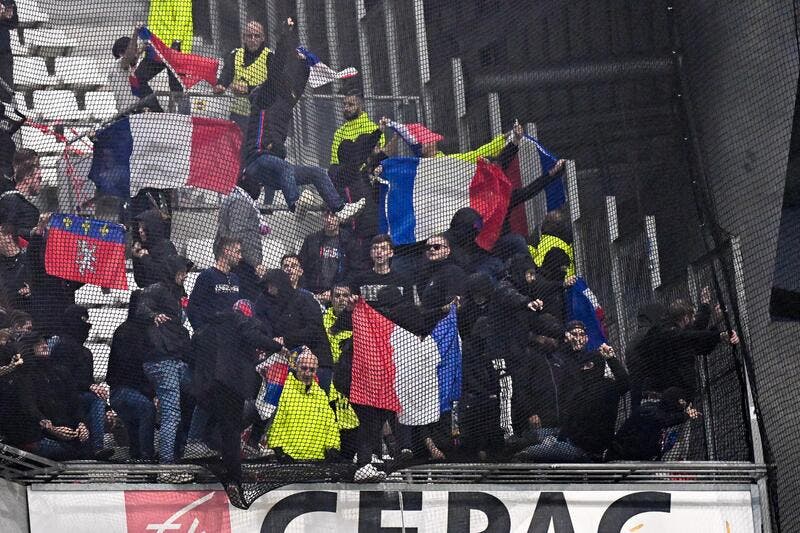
left=267, top=349, right=341, bottom=462
left=214, top=21, right=274, bottom=133
left=239, top=17, right=364, bottom=222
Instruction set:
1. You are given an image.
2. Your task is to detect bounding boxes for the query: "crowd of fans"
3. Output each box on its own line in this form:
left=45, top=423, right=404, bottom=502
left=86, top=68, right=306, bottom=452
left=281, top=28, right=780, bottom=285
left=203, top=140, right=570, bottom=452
left=0, top=11, right=742, bottom=488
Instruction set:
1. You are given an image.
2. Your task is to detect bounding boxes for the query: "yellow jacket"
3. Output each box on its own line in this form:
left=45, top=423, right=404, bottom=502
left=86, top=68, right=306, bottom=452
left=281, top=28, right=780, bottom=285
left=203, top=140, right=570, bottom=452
left=268, top=373, right=340, bottom=460
left=330, top=112, right=385, bottom=165
left=444, top=135, right=507, bottom=163
left=323, top=307, right=359, bottom=430
left=529, top=234, right=575, bottom=278
left=148, top=0, right=193, bottom=54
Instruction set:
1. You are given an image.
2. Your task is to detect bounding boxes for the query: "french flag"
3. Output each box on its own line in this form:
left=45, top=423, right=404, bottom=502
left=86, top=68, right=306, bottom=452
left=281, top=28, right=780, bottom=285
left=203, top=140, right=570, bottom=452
left=255, top=353, right=290, bottom=420
left=379, top=155, right=512, bottom=251
left=87, top=114, right=242, bottom=198
left=387, top=121, right=443, bottom=156
left=297, top=46, right=358, bottom=89
left=350, top=301, right=461, bottom=426
left=567, top=277, right=608, bottom=351
left=137, top=26, right=219, bottom=90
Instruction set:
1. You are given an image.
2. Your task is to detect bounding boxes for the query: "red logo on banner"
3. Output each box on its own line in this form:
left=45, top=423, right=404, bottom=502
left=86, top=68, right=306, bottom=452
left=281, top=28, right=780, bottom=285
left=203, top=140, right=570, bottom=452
left=124, top=491, right=231, bottom=533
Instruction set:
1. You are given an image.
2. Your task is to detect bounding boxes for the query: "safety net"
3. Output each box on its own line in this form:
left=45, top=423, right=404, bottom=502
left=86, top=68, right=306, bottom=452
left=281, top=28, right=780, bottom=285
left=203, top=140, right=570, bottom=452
left=0, top=0, right=794, bottom=522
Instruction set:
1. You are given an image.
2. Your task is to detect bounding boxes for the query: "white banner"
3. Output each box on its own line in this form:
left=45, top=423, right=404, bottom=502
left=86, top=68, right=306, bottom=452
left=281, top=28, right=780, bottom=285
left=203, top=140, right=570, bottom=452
left=28, top=485, right=757, bottom=532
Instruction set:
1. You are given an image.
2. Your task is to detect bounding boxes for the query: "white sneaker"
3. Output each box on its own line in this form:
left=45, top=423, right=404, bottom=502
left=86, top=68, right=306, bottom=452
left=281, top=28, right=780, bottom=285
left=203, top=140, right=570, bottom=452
left=354, top=463, right=386, bottom=483
left=295, top=189, right=323, bottom=217
left=336, top=198, right=365, bottom=222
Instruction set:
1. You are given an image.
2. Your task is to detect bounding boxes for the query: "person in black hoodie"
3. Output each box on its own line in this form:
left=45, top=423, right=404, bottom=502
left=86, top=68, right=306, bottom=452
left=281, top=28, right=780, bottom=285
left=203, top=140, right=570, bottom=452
left=240, top=17, right=363, bottom=222
left=414, top=233, right=465, bottom=317
left=0, top=223, right=30, bottom=311
left=132, top=208, right=178, bottom=288
left=185, top=299, right=283, bottom=481
left=256, top=269, right=333, bottom=392
left=9, top=332, right=94, bottom=460
left=137, top=254, right=192, bottom=465
left=50, top=305, right=112, bottom=456
left=298, top=209, right=360, bottom=297
left=516, top=321, right=629, bottom=462
left=107, top=290, right=156, bottom=461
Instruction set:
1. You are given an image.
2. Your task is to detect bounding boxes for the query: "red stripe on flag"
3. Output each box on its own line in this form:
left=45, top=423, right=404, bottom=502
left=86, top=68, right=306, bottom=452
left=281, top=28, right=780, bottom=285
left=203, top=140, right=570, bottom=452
left=45, top=229, right=128, bottom=289
left=469, top=159, right=513, bottom=251
left=187, top=117, right=242, bottom=194
left=147, top=32, right=219, bottom=89
left=350, top=300, right=401, bottom=412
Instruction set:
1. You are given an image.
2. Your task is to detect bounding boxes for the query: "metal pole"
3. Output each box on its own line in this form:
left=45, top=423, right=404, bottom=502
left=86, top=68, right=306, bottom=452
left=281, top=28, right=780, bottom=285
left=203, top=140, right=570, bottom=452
left=644, top=215, right=661, bottom=290
left=452, top=57, right=470, bottom=152
left=265, top=0, right=279, bottom=49
left=564, top=160, right=583, bottom=276
left=382, top=0, right=402, bottom=121
left=324, top=0, right=344, bottom=128
left=412, top=0, right=433, bottom=127
left=525, top=121, right=547, bottom=236
left=488, top=92, right=502, bottom=137
left=237, top=0, right=248, bottom=37
left=605, top=196, right=628, bottom=356
left=295, top=0, right=310, bottom=48
left=355, top=0, right=376, bottom=119
left=209, top=0, right=222, bottom=55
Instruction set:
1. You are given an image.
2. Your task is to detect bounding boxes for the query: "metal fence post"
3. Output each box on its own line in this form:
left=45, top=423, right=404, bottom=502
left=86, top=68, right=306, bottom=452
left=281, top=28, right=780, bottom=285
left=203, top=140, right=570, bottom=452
left=488, top=92, right=502, bottom=137
left=605, top=196, right=628, bottom=356
left=452, top=57, right=470, bottom=152
left=324, top=0, right=344, bottom=126
left=525, top=121, right=548, bottom=236
left=355, top=0, right=376, bottom=119
left=265, top=0, right=279, bottom=49
left=383, top=0, right=402, bottom=121
left=644, top=215, right=661, bottom=291
left=412, top=0, right=434, bottom=127
left=565, top=160, right=584, bottom=276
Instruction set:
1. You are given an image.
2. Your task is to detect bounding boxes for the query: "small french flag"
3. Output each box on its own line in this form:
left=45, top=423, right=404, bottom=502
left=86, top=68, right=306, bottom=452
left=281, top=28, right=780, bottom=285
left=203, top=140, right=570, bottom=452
left=297, top=46, right=358, bottom=88
left=387, top=120, right=444, bottom=156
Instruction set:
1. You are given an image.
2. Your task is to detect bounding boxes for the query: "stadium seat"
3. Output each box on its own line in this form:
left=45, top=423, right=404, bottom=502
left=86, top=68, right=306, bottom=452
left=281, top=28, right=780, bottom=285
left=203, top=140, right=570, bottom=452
left=25, top=28, right=78, bottom=57
left=16, top=0, right=50, bottom=28
left=75, top=284, right=118, bottom=307
left=13, top=56, right=57, bottom=91
left=88, top=307, right=127, bottom=343
left=262, top=236, right=291, bottom=268
left=87, top=342, right=111, bottom=383
left=40, top=165, right=57, bottom=186
left=13, top=92, right=33, bottom=116
left=85, top=91, right=118, bottom=121
left=21, top=125, right=63, bottom=155
left=10, top=31, right=27, bottom=56
left=185, top=238, right=215, bottom=270
left=33, top=90, right=90, bottom=122
left=56, top=56, right=108, bottom=90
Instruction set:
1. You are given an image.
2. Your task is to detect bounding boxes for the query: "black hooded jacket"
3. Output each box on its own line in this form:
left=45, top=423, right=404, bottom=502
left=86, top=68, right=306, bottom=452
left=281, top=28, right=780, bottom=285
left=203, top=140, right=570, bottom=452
left=137, top=255, right=191, bottom=362
left=255, top=269, right=333, bottom=367
left=133, top=209, right=178, bottom=288
left=50, top=305, right=94, bottom=392
left=444, top=208, right=487, bottom=273
left=415, top=255, right=466, bottom=313
left=107, top=290, right=154, bottom=396
left=25, top=234, right=81, bottom=338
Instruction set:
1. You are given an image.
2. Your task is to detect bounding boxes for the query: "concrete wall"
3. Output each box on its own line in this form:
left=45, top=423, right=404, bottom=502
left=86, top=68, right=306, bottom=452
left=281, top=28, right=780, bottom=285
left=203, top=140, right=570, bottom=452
left=676, top=1, right=800, bottom=529
left=0, top=478, right=29, bottom=533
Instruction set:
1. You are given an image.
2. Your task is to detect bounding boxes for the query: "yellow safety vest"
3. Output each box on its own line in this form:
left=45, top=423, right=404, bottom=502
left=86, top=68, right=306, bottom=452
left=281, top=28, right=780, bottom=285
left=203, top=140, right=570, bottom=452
left=529, top=234, right=576, bottom=278
left=323, top=307, right=359, bottom=430
left=445, top=134, right=507, bottom=163
left=330, top=112, right=385, bottom=165
left=231, top=46, right=271, bottom=116
left=148, top=0, right=193, bottom=54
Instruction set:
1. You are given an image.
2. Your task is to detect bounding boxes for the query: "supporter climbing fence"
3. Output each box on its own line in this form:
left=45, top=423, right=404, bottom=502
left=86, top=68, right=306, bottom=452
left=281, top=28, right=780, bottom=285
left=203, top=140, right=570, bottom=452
left=0, top=1, right=791, bottom=528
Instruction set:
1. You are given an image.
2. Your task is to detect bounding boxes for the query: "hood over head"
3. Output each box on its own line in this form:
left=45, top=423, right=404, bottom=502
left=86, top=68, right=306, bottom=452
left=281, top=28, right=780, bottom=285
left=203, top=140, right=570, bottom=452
left=262, top=269, right=294, bottom=299
left=446, top=207, right=483, bottom=247
left=506, top=253, right=536, bottom=291
left=636, top=302, right=668, bottom=329
left=466, top=272, right=494, bottom=303
left=61, top=304, right=91, bottom=343
left=337, top=129, right=382, bottom=168
left=135, top=209, right=170, bottom=244
left=539, top=247, right=570, bottom=282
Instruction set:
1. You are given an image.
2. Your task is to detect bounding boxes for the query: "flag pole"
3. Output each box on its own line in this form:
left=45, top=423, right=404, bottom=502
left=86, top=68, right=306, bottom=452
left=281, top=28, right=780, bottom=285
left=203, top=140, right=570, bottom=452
left=64, top=94, right=160, bottom=146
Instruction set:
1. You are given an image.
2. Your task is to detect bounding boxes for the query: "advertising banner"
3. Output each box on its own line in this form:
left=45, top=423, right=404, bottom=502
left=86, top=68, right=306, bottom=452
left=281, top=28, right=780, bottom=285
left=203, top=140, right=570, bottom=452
left=27, top=485, right=758, bottom=532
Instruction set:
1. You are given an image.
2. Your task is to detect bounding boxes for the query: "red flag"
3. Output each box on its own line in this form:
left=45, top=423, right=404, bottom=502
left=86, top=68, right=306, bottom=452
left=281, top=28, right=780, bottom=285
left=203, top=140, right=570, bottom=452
left=138, top=27, right=219, bottom=90
left=45, top=214, right=128, bottom=290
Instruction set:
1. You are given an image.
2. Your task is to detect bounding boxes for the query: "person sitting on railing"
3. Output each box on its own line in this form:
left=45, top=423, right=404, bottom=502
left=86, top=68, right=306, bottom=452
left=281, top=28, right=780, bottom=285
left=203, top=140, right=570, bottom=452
left=239, top=17, right=364, bottom=223
left=50, top=305, right=114, bottom=459
left=214, top=21, right=274, bottom=134
left=268, top=348, right=341, bottom=462
left=8, top=332, right=110, bottom=460
left=516, top=321, right=629, bottom=463
left=216, top=174, right=267, bottom=301
left=298, top=210, right=360, bottom=304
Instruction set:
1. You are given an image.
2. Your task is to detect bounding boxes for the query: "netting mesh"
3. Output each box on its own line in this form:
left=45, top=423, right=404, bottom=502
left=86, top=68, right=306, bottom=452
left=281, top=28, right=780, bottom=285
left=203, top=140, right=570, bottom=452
left=0, top=0, right=795, bottom=523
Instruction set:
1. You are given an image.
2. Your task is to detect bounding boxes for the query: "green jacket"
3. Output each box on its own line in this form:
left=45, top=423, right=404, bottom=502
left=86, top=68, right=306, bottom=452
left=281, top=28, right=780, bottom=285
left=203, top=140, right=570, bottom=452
left=268, top=373, right=340, bottom=460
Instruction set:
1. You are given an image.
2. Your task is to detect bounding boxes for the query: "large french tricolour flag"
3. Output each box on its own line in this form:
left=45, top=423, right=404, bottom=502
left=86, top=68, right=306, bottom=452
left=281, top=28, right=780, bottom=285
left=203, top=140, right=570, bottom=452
left=504, top=135, right=562, bottom=235
left=87, top=114, right=242, bottom=198
left=379, top=156, right=512, bottom=251
left=350, top=301, right=461, bottom=426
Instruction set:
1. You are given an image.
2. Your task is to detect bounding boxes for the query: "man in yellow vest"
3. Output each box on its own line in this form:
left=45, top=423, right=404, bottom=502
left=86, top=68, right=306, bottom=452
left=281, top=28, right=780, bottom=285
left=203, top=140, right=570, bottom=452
left=214, top=21, right=273, bottom=133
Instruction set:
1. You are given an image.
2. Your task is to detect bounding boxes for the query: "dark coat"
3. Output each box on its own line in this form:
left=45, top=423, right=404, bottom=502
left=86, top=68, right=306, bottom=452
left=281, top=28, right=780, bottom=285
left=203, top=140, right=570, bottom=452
left=415, top=256, right=466, bottom=313
left=299, top=228, right=359, bottom=294
left=136, top=255, right=191, bottom=362
left=0, top=190, right=39, bottom=239
left=132, top=209, right=178, bottom=288
left=50, top=305, right=93, bottom=392
left=26, top=234, right=80, bottom=337
left=106, top=291, right=154, bottom=396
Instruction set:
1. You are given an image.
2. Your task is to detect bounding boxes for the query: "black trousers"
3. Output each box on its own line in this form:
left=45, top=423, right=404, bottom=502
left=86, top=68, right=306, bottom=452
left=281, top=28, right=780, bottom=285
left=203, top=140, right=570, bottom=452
left=133, top=56, right=187, bottom=113
left=0, top=51, right=13, bottom=103
left=208, top=384, right=246, bottom=481
left=352, top=405, right=393, bottom=467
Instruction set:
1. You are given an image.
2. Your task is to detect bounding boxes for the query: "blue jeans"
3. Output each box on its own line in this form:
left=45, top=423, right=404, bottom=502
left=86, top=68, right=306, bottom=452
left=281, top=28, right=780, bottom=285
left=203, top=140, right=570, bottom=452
left=80, top=391, right=107, bottom=451
left=517, top=435, right=590, bottom=462
left=143, top=359, right=190, bottom=464
left=244, top=153, right=344, bottom=211
left=187, top=405, right=212, bottom=443
left=110, top=386, right=156, bottom=460
left=28, top=437, right=90, bottom=461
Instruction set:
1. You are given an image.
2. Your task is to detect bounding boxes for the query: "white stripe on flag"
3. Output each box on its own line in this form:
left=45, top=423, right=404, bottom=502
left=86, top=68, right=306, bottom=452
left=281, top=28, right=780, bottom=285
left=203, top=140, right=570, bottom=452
left=411, top=157, right=474, bottom=242
left=129, top=113, right=193, bottom=195
left=518, top=135, right=546, bottom=232
left=391, top=326, right=442, bottom=426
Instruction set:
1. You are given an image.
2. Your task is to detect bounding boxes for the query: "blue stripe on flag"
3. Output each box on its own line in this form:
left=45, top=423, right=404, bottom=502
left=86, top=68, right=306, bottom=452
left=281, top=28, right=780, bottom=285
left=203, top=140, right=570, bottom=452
left=431, top=305, right=462, bottom=414
left=524, top=134, right=564, bottom=210
left=381, top=157, right=419, bottom=245
left=87, top=118, right=134, bottom=199
left=566, top=277, right=607, bottom=351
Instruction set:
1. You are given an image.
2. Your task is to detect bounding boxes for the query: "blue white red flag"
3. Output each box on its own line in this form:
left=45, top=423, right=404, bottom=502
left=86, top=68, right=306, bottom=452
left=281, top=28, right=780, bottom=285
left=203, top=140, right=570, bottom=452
left=296, top=46, right=358, bottom=88
left=379, top=155, right=512, bottom=251
left=566, top=277, right=607, bottom=351
left=137, top=26, right=219, bottom=90
left=87, top=114, right=242, bottom=198
left=350, top=301, right=461, bottom=426
left=44, top=214, right=128, bottom=289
